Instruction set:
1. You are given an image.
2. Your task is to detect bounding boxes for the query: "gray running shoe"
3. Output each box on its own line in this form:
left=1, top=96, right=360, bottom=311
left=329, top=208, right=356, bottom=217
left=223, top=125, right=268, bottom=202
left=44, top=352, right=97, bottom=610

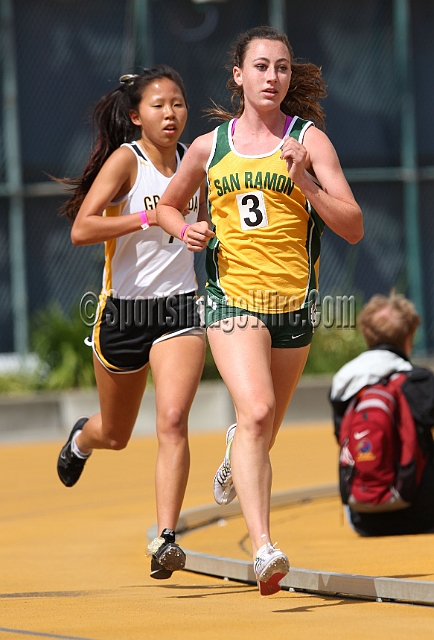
left=213, top=423, right=237, bottom=505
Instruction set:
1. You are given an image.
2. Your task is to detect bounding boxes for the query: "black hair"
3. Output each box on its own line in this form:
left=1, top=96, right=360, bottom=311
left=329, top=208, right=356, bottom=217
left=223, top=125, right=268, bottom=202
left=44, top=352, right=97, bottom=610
left=57, top=65, right=187, bottom=221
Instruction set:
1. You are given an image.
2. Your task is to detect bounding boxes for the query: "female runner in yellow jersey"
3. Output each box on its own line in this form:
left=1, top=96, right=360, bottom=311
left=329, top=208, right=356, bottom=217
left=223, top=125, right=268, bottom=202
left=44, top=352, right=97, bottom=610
left=156, top=26, right=363, bottom=595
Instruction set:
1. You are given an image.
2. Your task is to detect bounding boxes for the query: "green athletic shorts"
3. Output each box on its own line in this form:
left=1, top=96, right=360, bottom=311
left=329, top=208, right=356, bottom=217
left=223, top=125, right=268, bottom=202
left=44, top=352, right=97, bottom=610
left=205, top=293, right=314, bottom=348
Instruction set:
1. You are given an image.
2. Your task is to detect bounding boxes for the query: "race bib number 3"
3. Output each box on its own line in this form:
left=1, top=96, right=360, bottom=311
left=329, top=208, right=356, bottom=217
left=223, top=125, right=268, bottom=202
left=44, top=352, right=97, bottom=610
left=236, top=191, right=269, bottom=230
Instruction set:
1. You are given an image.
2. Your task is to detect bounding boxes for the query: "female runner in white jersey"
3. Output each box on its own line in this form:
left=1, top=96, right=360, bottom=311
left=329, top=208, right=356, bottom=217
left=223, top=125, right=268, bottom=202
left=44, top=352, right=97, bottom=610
left=56, top=65, right=207, bottom=580
left=156, top=27, right=364, bottom=595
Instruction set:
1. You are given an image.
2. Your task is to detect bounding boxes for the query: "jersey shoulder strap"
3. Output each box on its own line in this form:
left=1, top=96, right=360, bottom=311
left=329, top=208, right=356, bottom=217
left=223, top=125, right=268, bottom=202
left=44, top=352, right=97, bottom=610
left=127, top=140, right=186, bottom=163
left=177, top=142, right=186, bottom=160
left=128, top=141, right=148, bottom=162
left=286, top=116, right=314, bottom=143
left=208, top=121, right=231, bottom=171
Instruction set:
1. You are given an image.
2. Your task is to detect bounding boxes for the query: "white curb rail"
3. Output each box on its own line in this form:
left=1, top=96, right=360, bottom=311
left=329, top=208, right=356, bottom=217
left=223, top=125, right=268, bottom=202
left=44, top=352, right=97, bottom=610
left=147, top=484, right=434, bottom=607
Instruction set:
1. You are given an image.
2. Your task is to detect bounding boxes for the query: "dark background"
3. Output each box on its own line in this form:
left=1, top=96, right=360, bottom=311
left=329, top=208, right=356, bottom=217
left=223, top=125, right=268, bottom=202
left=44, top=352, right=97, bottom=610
left=1, top=0, right=433, bottom=352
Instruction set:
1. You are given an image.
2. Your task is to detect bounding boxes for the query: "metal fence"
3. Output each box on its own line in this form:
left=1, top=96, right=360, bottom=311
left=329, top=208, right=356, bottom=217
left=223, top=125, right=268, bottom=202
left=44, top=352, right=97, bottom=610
left=1, top=0, right=433, bottom=355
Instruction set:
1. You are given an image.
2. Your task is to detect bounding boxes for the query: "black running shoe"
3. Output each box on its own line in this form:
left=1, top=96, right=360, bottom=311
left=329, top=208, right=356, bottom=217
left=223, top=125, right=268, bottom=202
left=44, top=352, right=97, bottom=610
left=57, top=417, right=90, bottom=487
left=148, top=528, right=186, bottom=580
left=150, top=556, right=174, bottom=580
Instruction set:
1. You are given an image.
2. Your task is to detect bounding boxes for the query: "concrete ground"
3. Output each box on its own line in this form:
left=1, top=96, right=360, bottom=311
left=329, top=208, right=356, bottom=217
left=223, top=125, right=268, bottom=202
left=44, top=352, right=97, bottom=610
left=1, top=423, right=434, bottom=640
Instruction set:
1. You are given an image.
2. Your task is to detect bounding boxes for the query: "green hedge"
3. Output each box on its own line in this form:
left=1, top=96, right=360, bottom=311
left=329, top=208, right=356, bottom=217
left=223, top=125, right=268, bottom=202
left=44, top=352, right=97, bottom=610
left=0, top=302, right=367, bottom=393
left=303, top=324, right=366, bottom=375
left=31, top=302, right=96, bottom=389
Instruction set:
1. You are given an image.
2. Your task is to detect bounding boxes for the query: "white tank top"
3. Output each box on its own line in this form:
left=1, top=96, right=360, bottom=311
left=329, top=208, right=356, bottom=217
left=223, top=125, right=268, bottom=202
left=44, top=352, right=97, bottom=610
left=101, top=142, right=199, bottom=299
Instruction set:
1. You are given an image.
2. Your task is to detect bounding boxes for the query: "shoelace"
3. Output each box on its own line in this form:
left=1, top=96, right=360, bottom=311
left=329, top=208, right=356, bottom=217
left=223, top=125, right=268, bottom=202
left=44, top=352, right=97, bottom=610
left=216, top=461, right=232, bottom=486
left=259, top=535, right=281, bottom=557
left=264, top=542, right=280, bottom=555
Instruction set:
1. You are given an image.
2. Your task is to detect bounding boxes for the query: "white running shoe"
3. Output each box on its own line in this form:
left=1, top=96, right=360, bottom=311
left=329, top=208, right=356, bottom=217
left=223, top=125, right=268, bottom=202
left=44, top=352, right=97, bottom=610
left=213, top=423, right=237, bottom=505
left=254, top=537, right=290, bottom=596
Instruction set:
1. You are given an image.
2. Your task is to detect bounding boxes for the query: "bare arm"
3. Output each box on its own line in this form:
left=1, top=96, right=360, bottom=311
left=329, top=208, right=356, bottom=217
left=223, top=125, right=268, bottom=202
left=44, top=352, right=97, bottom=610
left=281, top=127, right=363, bottom=244
left=157, top=133, right=215, bottom=251
left=197, top=182, right=212, bottom=227
left=70, top=146, right=156, bottom=246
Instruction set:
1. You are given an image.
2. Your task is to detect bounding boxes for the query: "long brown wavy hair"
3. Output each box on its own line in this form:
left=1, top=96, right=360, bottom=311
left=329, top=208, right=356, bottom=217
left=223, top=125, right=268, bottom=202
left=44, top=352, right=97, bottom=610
left=56, top=65, right=187, bottom=222
left=206, top=26, right=327, bottom=128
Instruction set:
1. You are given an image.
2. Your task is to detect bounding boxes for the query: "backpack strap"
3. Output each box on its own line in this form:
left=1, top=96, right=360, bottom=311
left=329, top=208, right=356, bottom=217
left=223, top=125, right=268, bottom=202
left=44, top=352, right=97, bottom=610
left=356, top=386, right=396, bottom=419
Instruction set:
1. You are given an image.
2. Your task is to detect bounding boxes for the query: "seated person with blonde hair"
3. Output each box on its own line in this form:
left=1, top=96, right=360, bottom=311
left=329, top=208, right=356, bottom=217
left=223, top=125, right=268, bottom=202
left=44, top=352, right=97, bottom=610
left=330, top=293, right=434, bottom=536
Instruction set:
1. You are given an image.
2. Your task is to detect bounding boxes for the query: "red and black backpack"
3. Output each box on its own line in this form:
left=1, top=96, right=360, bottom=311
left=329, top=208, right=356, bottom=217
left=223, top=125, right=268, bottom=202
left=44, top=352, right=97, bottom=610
left=339, top=372, right=429, bottom=512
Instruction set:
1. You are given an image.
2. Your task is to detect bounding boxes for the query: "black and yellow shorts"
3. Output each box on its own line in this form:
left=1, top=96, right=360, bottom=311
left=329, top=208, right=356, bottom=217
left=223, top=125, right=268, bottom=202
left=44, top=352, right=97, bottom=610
left=205, top=292, right=313, bottom=349
left=92, top=291, right=205, bottom=373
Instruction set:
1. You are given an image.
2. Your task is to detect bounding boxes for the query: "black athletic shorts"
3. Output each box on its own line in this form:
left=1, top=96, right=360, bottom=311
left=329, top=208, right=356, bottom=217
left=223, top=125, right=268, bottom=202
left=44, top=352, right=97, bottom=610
left=92, top=291, right=204, bottom=373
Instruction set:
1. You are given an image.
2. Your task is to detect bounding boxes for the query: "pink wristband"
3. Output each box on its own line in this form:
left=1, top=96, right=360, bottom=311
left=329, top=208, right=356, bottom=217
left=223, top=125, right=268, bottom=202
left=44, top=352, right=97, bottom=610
left=180, top=224, right=190, bottom=241
left=139, top=210, right=149, bottom=231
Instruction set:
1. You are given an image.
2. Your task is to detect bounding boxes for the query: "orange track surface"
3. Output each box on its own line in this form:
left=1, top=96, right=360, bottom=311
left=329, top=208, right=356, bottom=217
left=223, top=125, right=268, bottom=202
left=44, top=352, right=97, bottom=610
left=1, top=423, right=433, bottom=640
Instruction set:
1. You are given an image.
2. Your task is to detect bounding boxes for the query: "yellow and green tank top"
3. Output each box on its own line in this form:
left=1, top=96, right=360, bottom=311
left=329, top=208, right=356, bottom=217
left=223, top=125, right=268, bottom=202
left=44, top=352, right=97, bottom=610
left=205, top=116, right=324, bottom=314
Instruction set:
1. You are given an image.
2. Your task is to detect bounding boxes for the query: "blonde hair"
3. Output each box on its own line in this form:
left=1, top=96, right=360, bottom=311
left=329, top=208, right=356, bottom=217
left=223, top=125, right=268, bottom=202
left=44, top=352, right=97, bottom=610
left=358, top=293, right=421, bottom=350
